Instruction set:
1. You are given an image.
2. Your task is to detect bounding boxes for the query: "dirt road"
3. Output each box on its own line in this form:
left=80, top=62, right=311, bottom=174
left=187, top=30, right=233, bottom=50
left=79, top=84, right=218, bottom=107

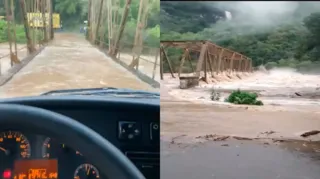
left=162, top=140, right=320, bottom=179
left=0, top=33, right=155, bottom=98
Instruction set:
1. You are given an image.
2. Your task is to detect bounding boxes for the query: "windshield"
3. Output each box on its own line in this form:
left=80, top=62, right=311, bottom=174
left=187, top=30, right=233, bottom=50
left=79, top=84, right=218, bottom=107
left=0, top=0, right=160, bottom=98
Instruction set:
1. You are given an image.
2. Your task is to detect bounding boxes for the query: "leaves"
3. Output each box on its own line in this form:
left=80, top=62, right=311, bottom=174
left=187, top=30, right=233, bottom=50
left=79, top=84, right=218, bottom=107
left=226, top=90, right=263, bottom=106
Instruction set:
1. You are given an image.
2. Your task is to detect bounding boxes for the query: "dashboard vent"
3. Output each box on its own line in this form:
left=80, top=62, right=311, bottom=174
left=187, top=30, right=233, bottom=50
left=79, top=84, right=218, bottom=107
left=125, top=151, right=159, bottom=164
left=125, top=151, right=160, bottom=179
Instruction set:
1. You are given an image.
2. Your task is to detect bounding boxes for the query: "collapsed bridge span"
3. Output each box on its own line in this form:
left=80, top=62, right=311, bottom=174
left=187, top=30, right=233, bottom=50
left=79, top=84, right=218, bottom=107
left=160, top=40, right=253, bottom=88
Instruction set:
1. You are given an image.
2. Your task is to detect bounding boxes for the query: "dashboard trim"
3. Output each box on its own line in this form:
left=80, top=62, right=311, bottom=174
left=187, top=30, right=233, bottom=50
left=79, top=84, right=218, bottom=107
left=0, top=96, right=159, bottom=109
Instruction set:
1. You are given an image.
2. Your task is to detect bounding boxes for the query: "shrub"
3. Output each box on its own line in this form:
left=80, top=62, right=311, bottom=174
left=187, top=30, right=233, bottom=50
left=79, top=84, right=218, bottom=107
left=226, top=89, right=263, bottom=105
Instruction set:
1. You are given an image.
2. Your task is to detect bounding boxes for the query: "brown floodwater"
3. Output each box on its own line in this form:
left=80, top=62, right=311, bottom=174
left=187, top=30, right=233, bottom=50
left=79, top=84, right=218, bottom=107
left=0, top=33, right=156, bottom=98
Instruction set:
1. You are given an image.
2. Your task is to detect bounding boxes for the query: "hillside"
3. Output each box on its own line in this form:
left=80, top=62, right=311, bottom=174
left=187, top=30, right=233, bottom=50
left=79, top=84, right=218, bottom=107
left=160, top=2, right=320, bottom=71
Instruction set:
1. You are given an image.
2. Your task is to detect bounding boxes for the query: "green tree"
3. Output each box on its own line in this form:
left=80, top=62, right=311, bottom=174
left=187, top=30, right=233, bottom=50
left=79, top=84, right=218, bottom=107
left=161, top=1, right=225, bottom=33
left=54, top=0, right=88, bottom=27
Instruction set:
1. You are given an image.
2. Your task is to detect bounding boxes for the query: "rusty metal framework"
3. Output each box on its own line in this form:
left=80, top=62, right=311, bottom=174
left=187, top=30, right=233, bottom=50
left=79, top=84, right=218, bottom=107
left=87, top=0, right=160, bottom=82
left=160, top=40, right=253, bottom=82
left=2, top=0, right=53, bottom=69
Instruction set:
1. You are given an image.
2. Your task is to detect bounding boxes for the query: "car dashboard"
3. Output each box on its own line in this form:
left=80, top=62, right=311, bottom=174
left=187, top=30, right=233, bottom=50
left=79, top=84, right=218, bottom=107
left=0, top=96, right=160, bottom=179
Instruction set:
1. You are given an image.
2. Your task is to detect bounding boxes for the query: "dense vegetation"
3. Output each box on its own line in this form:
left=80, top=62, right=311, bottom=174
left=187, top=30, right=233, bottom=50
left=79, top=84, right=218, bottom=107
left=161, top=2, right=320, bottom=71
left=225, top=90, right=263, bottom=106
left=0, top=0, right=159, bottom=48
left=0, top=20, right=29, bottom=43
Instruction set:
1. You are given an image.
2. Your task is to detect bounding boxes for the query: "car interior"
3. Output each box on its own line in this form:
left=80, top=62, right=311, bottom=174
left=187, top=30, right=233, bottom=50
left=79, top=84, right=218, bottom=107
left=0, top=95, right=160, bottom=179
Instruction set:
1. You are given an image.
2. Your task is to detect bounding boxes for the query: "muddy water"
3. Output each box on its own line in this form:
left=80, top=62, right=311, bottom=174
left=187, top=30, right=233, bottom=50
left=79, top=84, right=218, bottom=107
left=161, top=101, right=320, bottom=141
left=162, top=68, right=320, bottom=108
left=161, top=140, right=320, bottom=179
left=161, top=70, right=320, bottom=141
left=0, top=34, right=155, bottom=98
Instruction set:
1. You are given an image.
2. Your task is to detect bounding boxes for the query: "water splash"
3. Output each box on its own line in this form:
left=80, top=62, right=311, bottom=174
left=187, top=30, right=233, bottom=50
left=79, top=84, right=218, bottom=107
left=225, top=11, right=232, bottom=20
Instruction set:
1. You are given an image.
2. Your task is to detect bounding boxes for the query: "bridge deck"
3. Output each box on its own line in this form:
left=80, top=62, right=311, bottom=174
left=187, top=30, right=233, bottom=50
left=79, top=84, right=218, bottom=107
left=0, top=34, right=154, bottom=98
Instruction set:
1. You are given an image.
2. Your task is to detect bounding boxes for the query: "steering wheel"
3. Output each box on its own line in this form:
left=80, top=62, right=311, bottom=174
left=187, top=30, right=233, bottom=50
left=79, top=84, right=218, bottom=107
left=0, top=104, right=146, bottom=179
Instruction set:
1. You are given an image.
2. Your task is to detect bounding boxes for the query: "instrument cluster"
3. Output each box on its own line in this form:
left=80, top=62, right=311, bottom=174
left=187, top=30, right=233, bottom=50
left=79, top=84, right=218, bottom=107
left=0, top=131, right=101, bottom=179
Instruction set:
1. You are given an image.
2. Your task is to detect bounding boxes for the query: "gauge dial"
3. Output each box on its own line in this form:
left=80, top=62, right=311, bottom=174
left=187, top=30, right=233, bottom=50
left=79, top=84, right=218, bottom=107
left=42, top=137, right=82, bottom=158
left=74, top=164, right=100, bottom=179
left=0, top=131, right=31, bottom=159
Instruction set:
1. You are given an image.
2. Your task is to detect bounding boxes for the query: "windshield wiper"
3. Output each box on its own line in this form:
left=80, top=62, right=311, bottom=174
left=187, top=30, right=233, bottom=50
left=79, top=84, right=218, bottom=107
left=41, top=87, right=159, bottom=98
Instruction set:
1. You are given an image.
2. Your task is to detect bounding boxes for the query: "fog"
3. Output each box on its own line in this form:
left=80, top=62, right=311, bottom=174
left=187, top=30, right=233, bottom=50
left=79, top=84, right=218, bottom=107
left=199, top=1, right=320, bottom=41
left=213, top=1, right=320, bottom=28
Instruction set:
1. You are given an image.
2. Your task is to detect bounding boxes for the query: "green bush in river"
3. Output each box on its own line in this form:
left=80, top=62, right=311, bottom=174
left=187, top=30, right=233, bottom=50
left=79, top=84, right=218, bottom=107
left=226, top=89, right=263, bottom=106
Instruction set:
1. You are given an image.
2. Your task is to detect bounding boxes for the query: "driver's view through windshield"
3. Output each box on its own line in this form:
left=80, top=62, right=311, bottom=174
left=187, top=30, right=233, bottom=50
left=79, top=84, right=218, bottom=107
left=0, top=0, right=160, bottom=179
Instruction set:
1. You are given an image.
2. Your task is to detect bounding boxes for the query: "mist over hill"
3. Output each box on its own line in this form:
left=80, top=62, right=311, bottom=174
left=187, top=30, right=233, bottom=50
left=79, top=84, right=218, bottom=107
left=160, top=1, right=320, bottom=70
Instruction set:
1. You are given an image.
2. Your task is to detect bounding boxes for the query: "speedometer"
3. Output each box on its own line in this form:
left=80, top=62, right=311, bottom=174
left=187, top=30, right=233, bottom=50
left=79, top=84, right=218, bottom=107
left=0, top=131, right=31, bottom=159
left=74, top=164, right=100, bottom=179
left=42, top=137, right=82, bottom=158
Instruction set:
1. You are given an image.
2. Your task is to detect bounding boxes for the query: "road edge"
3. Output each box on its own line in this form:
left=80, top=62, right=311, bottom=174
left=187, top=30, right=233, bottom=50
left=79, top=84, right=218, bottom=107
left=0, top=46, right=46, bottom=86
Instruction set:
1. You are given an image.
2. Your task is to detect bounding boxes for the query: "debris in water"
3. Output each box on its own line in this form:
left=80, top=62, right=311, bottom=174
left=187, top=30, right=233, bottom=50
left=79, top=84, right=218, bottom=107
left=214, top=136, right=229, bottom=141
left=300, top=130, right=320, bottom=137
left=233, top=136, right=252, bottom=140
left=260, top=130, right=276, bottom=136
left=196, top=134, right=215, bottom=139
left=221, top=144, right=229, bottom=147
left=294, top=92, right=302, bottom=96
left=170, top=134, right=187, bottom=144
left=196, top=134, right=229, bottom=141
left=272, top=139, right=285, bottom=143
